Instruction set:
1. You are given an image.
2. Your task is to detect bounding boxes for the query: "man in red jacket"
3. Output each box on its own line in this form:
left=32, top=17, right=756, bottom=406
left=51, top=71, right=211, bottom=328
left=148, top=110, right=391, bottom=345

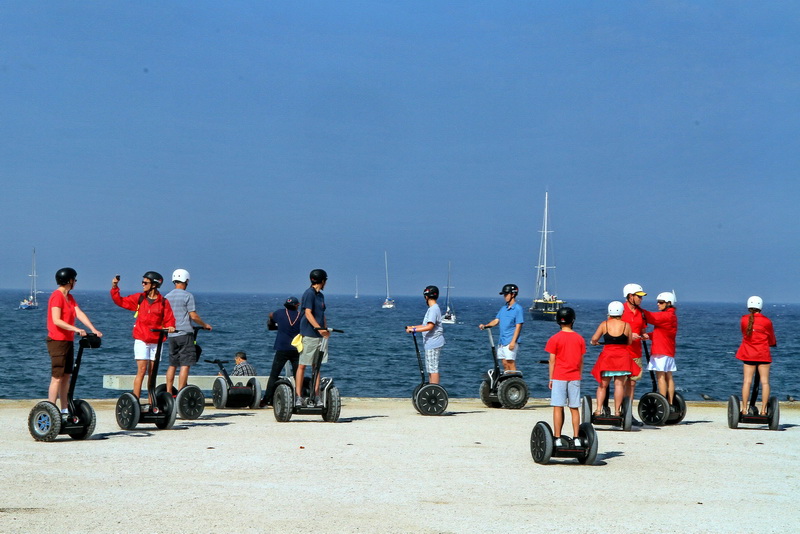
left=621, top=283, right=647, bottom=426
left=111, top=272, right=176, bottom=399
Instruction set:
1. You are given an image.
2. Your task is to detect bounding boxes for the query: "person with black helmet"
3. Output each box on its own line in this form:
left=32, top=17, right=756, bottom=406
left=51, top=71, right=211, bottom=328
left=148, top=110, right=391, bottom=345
left=111, top=271, right=176, bottom=399
left=479, top=284, right=524, bottom=373
left=260, top=296, right=303, bottom=407
left=405, top=285, right=445, bottom=384
left=295, top=269, right=329, bottom=407
left=46, top=268, right=102, bottom=416
left=544, top=307, right=585, bottom=446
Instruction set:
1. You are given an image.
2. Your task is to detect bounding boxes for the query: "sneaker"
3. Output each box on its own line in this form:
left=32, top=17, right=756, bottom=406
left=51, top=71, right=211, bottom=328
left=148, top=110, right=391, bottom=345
left=313, top=396, right=323, bottom=407
left=573, top=437, right=582, bottom=448
left=554, top=438, right=563, bottom=447
left=632, top=417, right=644, bottom=427
left=294, top=396, right=305, bottom=408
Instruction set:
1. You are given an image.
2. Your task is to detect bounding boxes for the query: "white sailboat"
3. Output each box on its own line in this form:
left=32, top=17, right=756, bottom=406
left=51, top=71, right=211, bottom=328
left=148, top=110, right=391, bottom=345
left=442, top=261, right=456, bottom=324
left=355, top=276, right=359, bottom=299
left=381, top=251, right=395, bottom=309
left=529, top=192, right=566, bottom=321
left=19, top=248, right=40, bottom=310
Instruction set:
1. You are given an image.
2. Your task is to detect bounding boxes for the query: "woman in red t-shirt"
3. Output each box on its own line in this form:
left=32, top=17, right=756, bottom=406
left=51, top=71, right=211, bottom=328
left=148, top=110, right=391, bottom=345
left=47, top=268, right=102, bottom=413
left=735, top=296, right=777, bottom=416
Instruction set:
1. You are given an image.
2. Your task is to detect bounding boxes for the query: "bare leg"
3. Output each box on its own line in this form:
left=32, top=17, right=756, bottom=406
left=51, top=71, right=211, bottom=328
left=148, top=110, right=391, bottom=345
left=595, top=377, right=611, bottom=414
left=178, top=365, right=191, bottom=390
left=758, top=364, right=771, bottom=414
left=665, top=371, right=675, bottom=404
left=553, top=406, right=564, bottom=437
left=429, top=372, right=440, bottom=385
left=165, top=365, right=176, bottom=392
left=569, top=407, right=581, bottom=437
left=295, top=364, right=306, bottom=397
left=133, top=360, right=149, bottom=398
left=613, top=376, right=626, bottom=415
left=741, top=364, right=756, bottom=414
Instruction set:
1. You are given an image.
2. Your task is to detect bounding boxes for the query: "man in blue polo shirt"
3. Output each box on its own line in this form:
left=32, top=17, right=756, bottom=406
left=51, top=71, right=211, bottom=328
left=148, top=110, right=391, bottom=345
left=479, top=284, right=524, bottom=372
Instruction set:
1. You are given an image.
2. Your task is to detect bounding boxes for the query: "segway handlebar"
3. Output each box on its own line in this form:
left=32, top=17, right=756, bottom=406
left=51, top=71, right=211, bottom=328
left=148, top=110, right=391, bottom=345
left=205, top=359, right=230, bottom=365
left=315, top=327, right=344, bottom=333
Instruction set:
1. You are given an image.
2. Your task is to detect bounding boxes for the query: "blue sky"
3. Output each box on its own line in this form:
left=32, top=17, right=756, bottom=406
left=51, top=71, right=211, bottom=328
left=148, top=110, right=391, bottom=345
left=2, top=2, right=798, bottom=303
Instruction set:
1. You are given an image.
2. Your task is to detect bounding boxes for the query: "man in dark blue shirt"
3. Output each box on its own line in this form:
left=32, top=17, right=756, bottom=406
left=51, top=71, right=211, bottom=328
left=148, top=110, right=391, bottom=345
left=295, top=269, right=328, bottom=407
left=260, top=296, right=302, bottom=407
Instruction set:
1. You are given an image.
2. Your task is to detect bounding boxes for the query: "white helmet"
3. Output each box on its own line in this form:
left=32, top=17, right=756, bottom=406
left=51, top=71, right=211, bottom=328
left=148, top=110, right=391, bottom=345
left=608, top=301, right=625, bottom=316
left=172, top=269, right=190, bottom=283
left=623, top=283, right=646, bottom=298
left=657, top=291, right=676, bottom=305
left=747, top=296, right=763, bottom=310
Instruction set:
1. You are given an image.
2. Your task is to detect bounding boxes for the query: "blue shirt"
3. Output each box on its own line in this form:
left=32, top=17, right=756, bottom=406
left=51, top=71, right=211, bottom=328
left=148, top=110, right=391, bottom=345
left=299, top=286, right=326, bottom=338
left=496, top=302, right=524, bottom=345
left=164, top=288, right=196, bottom=337
left=272, top=307, right=302, bottom=352
left=422, top=303, right=445, bottom=350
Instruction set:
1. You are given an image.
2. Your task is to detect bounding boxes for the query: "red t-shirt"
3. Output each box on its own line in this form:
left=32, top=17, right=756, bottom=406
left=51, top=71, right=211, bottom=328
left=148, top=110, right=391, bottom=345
left=622, top=303, right=646, bottom=358
left=544, top=330, right=586, bottom=381
left=735, top=313, right=776, bottom=363
left=47, top=289, right=77, bottom=341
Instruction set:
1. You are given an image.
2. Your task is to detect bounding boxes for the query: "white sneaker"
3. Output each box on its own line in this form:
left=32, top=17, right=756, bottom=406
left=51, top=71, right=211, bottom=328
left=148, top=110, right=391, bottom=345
left=573, top=437, right=582, bottom=447
left=554, top=438, right=563, bottom=447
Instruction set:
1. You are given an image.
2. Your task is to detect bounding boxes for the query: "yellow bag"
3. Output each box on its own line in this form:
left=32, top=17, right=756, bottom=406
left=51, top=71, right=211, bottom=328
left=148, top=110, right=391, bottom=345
left=291, top=334, right=303, bottom=352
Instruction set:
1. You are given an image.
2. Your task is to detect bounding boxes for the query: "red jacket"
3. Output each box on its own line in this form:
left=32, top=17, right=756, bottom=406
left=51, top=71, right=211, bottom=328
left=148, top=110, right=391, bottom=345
left=642, top=307, right=677, bottom=357
left=621, top=303, right=647, bottom=358
left=111, top=287, right=175, bottom=344
left=735, top=313, right=776, bottom=363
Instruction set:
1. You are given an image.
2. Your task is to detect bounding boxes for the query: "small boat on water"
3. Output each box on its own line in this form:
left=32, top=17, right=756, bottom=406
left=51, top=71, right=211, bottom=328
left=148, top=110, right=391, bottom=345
left=381, top=251, right=395, bottom=309
left=19, top=248, right=40, bottom=310
left=529, top=192, right=566, bottom=321
left=442, top=261, right=456, bottom=324
left=355, top=276, right=359, bottom=299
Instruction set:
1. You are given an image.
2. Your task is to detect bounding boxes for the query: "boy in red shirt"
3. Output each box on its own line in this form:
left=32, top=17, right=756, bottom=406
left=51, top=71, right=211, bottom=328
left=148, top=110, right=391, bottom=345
left=545, top=307, right=586, bottom=447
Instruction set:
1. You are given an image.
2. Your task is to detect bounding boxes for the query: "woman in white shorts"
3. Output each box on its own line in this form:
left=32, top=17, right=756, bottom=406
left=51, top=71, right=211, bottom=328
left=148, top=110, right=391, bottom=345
left=642, top=291, right=678, bottom=404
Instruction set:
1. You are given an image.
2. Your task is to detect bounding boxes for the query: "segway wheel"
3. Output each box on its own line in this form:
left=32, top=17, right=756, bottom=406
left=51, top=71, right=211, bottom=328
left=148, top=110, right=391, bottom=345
left=768, top=396, right=780, bottom=431
left=247, top=378, right=263, bottom=409
left=638, top=392, right=670, bottom=426
left=155, top=384, right=178, bottom=397
left=411, top=384, right=422, bottom=412
left=322, top=387, right=342, bottom=422
left=176, top=385, right=205, bottom=419
left=29, top=401, right=62, bottom=442
left=116, top=393, right=141, bottom=430
left=580, top=395, right=592, bottom=425
left=497, top=377, right=529, bottom=409
left=530, top=421, right=554, bottom=464
left=155, top=391, right=177, bottom=429
left=666, top=392, right=687, bottom=425
left=621, top=397, right=633, bottom=431
left=479, top=380, right=501, bottom=408
left=577, top=422, right=598, bottom=465
left=273, top=383, right=293, bottom=422
left=415, top=384, right=448, bottom=416
left=68, top=399, right=96, bottom=440
left=212, top=377, right=228, bottom=409
left=727, top=395, right=740, bottom=429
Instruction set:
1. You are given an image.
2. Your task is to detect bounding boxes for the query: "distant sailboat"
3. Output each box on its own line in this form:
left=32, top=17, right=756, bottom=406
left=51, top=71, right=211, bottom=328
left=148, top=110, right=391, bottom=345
left=355, top=276, right=359, bottom=299
left=382, top=251, right=395, bottom=309
left=529, top=192, right=566, bottom=321
left=18, top=248, right=40, bottom=310
left=442, top=261, right=456, bottom=324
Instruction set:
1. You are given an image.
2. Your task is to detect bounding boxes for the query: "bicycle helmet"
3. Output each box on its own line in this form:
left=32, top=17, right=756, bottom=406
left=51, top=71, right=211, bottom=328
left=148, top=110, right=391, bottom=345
left=623, top=283, right=646, bottom=297
left=55, top=267, right=77, bottom=286
left=499, top=284, right=519, bottom=297
left=172, top=269, right=190, bottom=283
left=656, top=291, right=676, bottom=305
left=608, top=301, right=625, bottom=316
left=143, top=271, right=164, bottom=289
left=309, top=269, right=328, bottom=284
left=747, top=296, right=763, bottom=310
left=556, top=307, right=576, bottom=326
left=423, top=285, right=439, bottom=300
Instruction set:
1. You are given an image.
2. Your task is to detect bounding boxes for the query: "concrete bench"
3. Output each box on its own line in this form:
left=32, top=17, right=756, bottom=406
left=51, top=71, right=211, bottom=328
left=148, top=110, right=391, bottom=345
left=103, top=375, right=270, bottom=391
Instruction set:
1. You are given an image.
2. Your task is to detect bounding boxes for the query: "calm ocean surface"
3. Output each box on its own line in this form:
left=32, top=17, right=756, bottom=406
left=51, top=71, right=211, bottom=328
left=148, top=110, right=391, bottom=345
left=2, top=289, right=798, bottom=402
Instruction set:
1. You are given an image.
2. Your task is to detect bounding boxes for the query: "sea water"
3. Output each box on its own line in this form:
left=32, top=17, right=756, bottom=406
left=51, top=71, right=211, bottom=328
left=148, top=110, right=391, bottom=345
left=1, top=290, right=798, bottom=403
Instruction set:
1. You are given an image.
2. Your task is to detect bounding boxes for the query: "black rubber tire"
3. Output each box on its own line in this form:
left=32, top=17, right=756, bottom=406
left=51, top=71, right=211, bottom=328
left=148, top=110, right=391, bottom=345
left=727, top=395, right=740, bottom=429
left=581, top=395, right=592, bottom=425
left=28, top=401, right=62, bottom=442
left=322, top=387, right=341, bottom=422
left=666, top=392, right=687, bottom=425
left=176, top=385, right=205, bottom=419
left=411, top=384, right=422, bottom=412
left=273, top=383, right=293, bottom=422
left=155, top=391, right=177, bottom=429
left=247, top=378, right=262, bottom=409
left=530, top=421, right=553, bottom=464
left=497, top=376, right=528, bottom=409
left=212, top=377, right=228, bottom=409
left=155, top=384, right=178, bottom=397
left=638, top=392, right=670, bottom=426
left=479, top=379, right=501, bottom=408
left=415, top=384, right=448, bottom=415
left=68, top=399, right=96, bottom=440
left=578, top=422, right=598, bottom=465
left=768, top=396, right=780, bottom=430
left=621, top=397, right=633, bottom=431
left=116, top=393, right=141, bottom=430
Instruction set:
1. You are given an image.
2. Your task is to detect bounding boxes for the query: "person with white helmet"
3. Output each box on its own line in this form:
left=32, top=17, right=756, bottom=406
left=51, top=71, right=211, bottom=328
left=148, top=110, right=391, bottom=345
left=164, top=269, right=212, bottom=394
left=641, top=292, right=678, bottom=404
left=589, top=301, right=639, bottom=417
left=735, top=296, right=777, bottom=416
left=621, top=283, right=648, bottom=425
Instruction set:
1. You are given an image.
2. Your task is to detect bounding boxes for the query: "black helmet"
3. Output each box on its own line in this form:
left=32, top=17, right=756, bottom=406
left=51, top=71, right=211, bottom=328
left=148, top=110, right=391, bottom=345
left=55, top=267, right=77, bottom=286
left=556, top=307, right=576, bottom=326
left=499, top=284, right=519, bottom=297
left=309, top=269, right=328, bottom=284
left=423, top=285, right=439, bottom=300
left=143, top=271, right=164, bottom=289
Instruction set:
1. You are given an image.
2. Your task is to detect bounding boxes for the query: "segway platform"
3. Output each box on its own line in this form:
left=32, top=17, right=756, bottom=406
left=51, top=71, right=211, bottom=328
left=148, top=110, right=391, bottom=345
left=530, top=421, right=598, bottom=465
left=581, top=395, right=632, bottom=431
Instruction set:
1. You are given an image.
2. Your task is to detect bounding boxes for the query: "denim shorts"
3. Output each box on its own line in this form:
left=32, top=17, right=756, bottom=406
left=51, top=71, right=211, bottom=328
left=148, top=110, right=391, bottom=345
left=550, top=379, right=581, bottom=408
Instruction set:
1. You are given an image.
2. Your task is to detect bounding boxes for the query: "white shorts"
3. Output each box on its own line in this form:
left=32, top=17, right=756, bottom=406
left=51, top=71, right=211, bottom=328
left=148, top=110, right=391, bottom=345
left=647, top=355, right=677, bottom=372
left=134, top=339, right=159, bottom=361
left=497, top=344, right=518, bottom=361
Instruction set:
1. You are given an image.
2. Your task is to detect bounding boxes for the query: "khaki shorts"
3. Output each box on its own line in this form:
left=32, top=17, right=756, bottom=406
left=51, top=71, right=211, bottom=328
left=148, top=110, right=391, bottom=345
left=47, top=338, right=74, bottom=378
left=299, top=336, right=328, bottom=366
left=630, top=357, right=644, bottom=381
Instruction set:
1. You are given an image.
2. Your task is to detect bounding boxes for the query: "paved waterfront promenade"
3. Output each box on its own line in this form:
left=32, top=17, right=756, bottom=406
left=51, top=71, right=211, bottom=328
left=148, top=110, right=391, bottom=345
left=1, top=398, right=798, bottom=533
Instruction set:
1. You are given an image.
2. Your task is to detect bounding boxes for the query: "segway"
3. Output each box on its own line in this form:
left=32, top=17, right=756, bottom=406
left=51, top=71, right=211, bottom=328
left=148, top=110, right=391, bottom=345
left=155, top=326, right=206, bottom=419
left=205, top=358, right=262, bottom=409
left=29, top=333, right=101, bottom=442
left=637, top=340, right=686, bottom=426
left=115, top=329, right=178, bottom=430
left=272, top=328, right=343, bottom=423
left=478, top=327, right=528, bottom=409
left=581, top=395, right=632, bottom=431
left=410, top=332, right=448, bottom=415
left=727, top=368, right=780, bottom=430
left=530, top=421, right=598, bottom=465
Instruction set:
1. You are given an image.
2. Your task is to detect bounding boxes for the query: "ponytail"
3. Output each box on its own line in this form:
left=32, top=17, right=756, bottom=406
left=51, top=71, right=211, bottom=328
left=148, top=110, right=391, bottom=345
left=746, top=309, right=757, bottom=337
